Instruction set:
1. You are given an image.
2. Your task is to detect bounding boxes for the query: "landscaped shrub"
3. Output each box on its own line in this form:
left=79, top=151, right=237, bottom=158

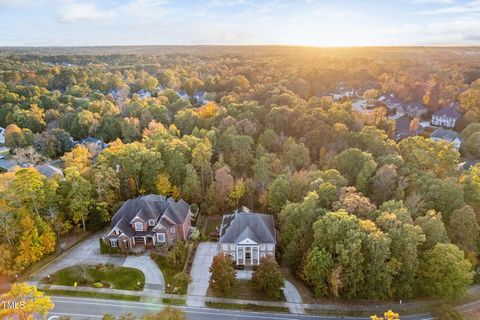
left=99, top=238, right=120, bottom=255
left=93, top=282, right=104, bottom=288
left=173, top=272, right=191, bottom=291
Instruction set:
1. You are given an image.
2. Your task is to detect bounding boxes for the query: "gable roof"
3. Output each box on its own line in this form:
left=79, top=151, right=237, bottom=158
left=407, top=102, right=428, bottom=113
left=433, top=103, right=462, bottom=119
left=219, top=207, right=276, bottom=244
left=379, top=93, right=403, bottom=105
left=109, top=194, right=190, bottom=237
left=396, top=116, right=411, bottom=134
left=35, top=164, right=64, bottom=179
left=431, top=128, right=461, bottom=142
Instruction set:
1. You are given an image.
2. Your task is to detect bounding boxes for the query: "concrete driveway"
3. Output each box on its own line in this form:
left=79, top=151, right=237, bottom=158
left=186, top=242, right=218, bottom=307
left=30, top=233, right=165, bottom=296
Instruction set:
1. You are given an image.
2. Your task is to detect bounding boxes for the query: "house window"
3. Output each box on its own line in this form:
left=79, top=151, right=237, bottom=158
left=148, top=220, right=155, bottom=226
left=114, top=229, right=120, bottom=235
left=156, top=233, right=165, bottom=243
left=261, top=252, right=266, bottom=258
left=135, top=222, right=143, bottom=231
left=223, top=244, right=228, bottom=251
left=260, top=245, right=265, bottom=251
left=267, top=244, right=273, bottom=251
left=230, top=251, right=235, bottom=257
left=170, top=227, right=176, bottom=234
left=230, top=244, right=235, bottom=250
left=110, top=239, right=118, bottom=247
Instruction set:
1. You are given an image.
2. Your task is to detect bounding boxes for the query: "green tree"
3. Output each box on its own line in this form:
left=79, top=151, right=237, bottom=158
left=417, top=243, right=472, bottom=298
left=448, top=205, right=479, bottom=254
left=252, top=256, right=284, bottom=299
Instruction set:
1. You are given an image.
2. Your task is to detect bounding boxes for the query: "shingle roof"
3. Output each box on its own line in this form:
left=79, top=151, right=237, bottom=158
left=396, top=116, right=411, bottom=134
left=35, top=164, right=64, bottom=179
left=431, top=128, right=461, bottom=141
left=108, top=194, right=190, bottom=237
left=219, top=207, right=276, bottom=244
left=433, top=103, right=462, bottom=119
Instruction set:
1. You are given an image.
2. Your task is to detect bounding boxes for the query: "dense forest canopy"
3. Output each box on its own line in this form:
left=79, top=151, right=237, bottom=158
left=1, top=46, right=480, bottom=301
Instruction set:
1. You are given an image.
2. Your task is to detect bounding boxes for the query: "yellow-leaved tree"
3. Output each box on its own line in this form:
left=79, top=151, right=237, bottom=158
left=0, top=283, right=54, bottom=320
left=370, top=310, right=400, bottom=320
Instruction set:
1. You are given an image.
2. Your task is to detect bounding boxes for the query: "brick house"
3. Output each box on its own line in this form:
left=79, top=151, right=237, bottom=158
left=104, top=194, right=191, bottom=250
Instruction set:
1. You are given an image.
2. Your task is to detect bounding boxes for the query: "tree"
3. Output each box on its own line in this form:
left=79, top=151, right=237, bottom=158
left=182, top=164, right=202, bottom=203
left=267, top=175, right=291, bottom=213
left=0, top=283, right=54, bottom=320
left=62, top=144, right=91, bottom=176
left=4, top=124, right=34, bottom=149
left=252, top=256, right=284, bottom=299
left=332, top=148, right=375, bottom=186
left=302, top=247, right=334, bottom=297
left=65, top=167, right=94, bottom=232
left=371, top=164, right=401, bottom=205
left=370, top=310, right=400, bottom=320
left=448, top=205, right=479, bottom=254
left=414, top=210, right=449, bottom=250
left=209, top=253, right=236, bottom=294
left=461, top=131, right=480, bottom=159
left=156, top=173, right=172, bottom=196
left=417, top=243, right=473, bottom=298
left=228, top=179, right=246, bottom=209
left=192, top=139, right=212, bottom=194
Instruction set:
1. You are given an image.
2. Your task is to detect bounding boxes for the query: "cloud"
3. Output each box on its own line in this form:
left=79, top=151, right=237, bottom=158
left=417, top=0, right=480, bottom=14
left=57, top=2, right=116, bottom=23
left=410, top=0, right=455, bottom=4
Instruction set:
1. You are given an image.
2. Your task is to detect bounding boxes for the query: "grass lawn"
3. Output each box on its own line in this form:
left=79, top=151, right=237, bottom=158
left=43, top=289, right=141, bottom=302
left=42, top=264, right=145, bottom=291
left=152, top=244, right=190, bottom=295
left=206, top=301, right=289, bottom=313
left=204, top=215, right=222, bottom=237
left=208, top=280, right=285, bottom=302
left=162, top=297, right=186, bottom=305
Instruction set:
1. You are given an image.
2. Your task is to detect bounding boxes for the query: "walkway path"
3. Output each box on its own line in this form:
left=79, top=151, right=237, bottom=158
left=29, top=233, right=165, bottom=302
left=186, top=242, right=218, bottom=307
left=235, top=269, right=305, bottom=314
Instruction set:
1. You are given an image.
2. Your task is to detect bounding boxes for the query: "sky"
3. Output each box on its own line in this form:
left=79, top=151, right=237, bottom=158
left=0, top=0, right=479, bottom=47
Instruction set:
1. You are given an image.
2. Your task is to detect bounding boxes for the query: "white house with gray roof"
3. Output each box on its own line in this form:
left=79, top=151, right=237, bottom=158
left=430, top=128, right=462, bottom=150
left=431, top=103, right=462, bottom=128
left=219, top=206, right=276, bottom=266
left=104, top=194, right=191, bottom=250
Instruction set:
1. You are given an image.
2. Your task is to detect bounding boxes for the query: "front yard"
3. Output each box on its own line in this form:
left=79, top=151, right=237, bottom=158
left=151, top=242, right=191, bottom=295
left=207, top=279, right=286, bottom=302
left=42, top=264, right=145, bottom=291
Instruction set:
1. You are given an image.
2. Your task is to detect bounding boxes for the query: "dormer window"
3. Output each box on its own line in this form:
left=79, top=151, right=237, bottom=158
left=170, top=227, right=176, bottom=234
left=135, top=222, right=143, bottom=231
left=114, top=229, right=120, bottom=235
left=148, top=220, right=155, bottom=226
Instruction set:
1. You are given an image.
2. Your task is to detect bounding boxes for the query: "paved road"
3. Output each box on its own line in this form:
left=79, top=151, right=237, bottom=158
left=186, top=242, right=218, bottom=307
left=46, top=296, right=434, bottom=320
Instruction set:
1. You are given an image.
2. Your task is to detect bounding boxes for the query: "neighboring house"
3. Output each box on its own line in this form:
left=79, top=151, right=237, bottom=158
left=378, top=93, right=403, bottom=111
left=331, top=87, right=355, bottom=101
left=35, top=164, right=64, bottom=179
left=405, top=102, right=428, bottom=118
left=219, top=206, right=276, bottom=266
left=395, top=116, right=423, bottom=141
left=430, top=128, right=462, bottom=150
left=0, top=126, right=5, bottom=144
left=135, top=89, right=152, bottom=99
left=431, top=103, right=462, bottom=128
left=176, top=90, right=189, bottom=102
left=80, top=137, right=108, bottom=151
left=104, top=194, right=192, bottom=251
left=193, top=90, right=206, bottom=105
